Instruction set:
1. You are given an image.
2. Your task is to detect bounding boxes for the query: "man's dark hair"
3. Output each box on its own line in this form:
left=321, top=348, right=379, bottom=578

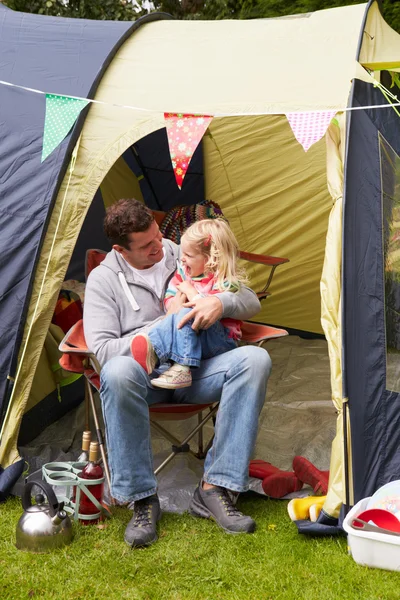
left=104, top=198, right=154, bottom=248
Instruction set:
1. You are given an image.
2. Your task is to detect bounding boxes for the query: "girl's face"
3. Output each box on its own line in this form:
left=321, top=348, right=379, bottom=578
left=181, top=238, right=207, bottom=277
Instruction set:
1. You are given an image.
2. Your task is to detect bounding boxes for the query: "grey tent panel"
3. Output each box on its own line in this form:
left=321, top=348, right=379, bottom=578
left=0, top=10, right=170, bottom=420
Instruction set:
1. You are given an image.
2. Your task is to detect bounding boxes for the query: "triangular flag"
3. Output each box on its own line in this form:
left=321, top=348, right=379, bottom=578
left=164, top=113, right=213, bottom=189
left=42, top=94, right=89, bottom=162
left=286, top=111, right=336, bottom=152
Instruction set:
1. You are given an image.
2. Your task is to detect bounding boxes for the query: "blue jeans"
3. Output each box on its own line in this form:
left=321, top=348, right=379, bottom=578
left=148, top=307, right=237, bottom=367
left=100, top=345, right=272, bottom=503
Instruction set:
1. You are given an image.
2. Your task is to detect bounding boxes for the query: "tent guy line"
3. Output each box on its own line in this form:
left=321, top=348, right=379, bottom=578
left=0, top=78, right=399, bottom=117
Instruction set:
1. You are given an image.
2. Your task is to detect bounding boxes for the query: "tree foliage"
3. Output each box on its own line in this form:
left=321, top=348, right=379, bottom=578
left=2, top=0, right=400, bottom=32
left=2, top=0, right=140, bottom=20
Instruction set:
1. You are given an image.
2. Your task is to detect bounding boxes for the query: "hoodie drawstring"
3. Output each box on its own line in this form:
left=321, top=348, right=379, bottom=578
left=118, top=271, right=140, bottom=311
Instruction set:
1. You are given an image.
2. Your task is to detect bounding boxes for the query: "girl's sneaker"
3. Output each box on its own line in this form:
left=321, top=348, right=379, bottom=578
left=130, top=333, right=157, bottom=374
left=151, top=364, right=192, bottom=389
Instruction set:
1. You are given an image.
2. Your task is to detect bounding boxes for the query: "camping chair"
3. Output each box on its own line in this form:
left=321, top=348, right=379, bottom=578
left=59, top=319, right=288, bottom=495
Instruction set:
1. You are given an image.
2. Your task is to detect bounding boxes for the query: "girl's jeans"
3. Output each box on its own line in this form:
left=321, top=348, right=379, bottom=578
left=148, top=307, right=237, bottom=367
left=100, top=320, right=272, bottom=503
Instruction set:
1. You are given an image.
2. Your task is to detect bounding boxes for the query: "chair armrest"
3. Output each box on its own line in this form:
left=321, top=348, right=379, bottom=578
left=239, top=250, right=289, bottom=267
left=239, top=251, right=289, bottom=300
left=59, top=320, right=90, bottom=354
left=58, top=320, right=102, bottom=376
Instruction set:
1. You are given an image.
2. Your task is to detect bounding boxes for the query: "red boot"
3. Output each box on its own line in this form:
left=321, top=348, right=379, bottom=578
left=292, top=456, right=329, bottom=495
left=261, top=472, right=303, bottom=499
left=249, top=460, right=281, bottom=480
left=249, top=460, right=303, bottom=499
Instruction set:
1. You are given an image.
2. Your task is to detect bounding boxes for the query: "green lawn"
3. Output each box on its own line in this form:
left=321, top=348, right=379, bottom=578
left=1, top=494, right=400, bottom=600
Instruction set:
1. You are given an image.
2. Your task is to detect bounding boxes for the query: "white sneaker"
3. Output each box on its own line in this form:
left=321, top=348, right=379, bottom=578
left=151, top=364, right=192, bottom=389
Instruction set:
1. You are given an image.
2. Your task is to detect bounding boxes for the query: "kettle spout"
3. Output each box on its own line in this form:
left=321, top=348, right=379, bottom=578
left=52, top=510, right=67, bottom=526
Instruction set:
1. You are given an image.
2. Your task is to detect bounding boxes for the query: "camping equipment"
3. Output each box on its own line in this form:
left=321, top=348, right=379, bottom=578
left=344, top=497, right=400, bottom=571
left=353, top=508, right=400, bottom=532
left=59, top=317, right=289, bottom=493
left=350, top=518, right=400, bottom=537
left=366, top=480, right=400, bottom=514
left=16, top=480, right=73, bottom=552
left=42, top=461, right=106, bottom=523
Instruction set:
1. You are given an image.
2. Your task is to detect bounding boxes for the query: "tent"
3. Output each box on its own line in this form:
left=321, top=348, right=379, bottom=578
left=1, top=0, right=400, bottom=521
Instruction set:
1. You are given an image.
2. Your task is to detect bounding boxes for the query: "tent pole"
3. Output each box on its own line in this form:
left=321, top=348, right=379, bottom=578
left=342, top=399, right=350, bottom=514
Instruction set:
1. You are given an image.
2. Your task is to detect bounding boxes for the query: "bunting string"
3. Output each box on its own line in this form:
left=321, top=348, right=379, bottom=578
left=1, top=77, right=400, bottom=117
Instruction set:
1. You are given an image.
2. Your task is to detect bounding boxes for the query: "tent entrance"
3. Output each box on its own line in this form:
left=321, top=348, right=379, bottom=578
left=15, top=132, right=336, bottom=495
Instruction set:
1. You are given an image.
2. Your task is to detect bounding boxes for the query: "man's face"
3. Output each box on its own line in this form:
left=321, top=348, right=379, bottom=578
left=113, top=221, right=164, bottom=269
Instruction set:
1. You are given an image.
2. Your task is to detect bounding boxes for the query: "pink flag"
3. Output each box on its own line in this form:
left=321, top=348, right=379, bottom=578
left=286, top=111, right=336, bottom=152
left=164, top=113, right=213, bottom=189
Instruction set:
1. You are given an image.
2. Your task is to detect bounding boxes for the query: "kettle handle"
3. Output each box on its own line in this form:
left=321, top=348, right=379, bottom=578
left=22, top=481, right=60, bottom=516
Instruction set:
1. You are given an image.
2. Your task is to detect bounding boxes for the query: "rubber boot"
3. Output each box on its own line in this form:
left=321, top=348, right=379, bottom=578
left=250, top=459, right=303, bottom=499
left=292, top=456, right=329, bottom=495
left=287, top=495, right=327, bottom=521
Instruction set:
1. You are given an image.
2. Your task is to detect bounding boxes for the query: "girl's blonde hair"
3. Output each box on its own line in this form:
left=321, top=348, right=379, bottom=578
left=181, top=218, right=247, bottom=291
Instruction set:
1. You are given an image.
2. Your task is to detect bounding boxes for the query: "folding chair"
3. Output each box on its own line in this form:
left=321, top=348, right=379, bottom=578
left=59, top=318, right=288, bottom=493
left=58, top=320, right=222, bottom=490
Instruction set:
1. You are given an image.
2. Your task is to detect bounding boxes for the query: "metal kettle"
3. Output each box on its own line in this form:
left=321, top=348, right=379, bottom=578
left=16, top=480, right=73, bottom=552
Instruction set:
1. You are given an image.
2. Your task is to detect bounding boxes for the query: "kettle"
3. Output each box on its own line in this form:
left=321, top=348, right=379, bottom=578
left=16, top=480, right=73, bottom=552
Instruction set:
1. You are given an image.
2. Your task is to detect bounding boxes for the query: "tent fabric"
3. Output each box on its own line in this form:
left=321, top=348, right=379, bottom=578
left=0, top=8, right=139, bottom=423
left=320, top=113, right=353, bottom=517
left=344, top=79, right=400, bottom=503
left=359, top=1, right=400, bottom=70
left=100, top=154, right=145, bottom=209
left=96, top=4, right=367, bottom=115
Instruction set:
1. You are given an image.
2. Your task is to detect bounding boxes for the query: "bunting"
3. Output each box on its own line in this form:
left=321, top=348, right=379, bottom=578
left=286, top=110, right=336, bottom=152
left=164, top=113, right=213, bottom=189
left=42, top=94, right=89, bottom=162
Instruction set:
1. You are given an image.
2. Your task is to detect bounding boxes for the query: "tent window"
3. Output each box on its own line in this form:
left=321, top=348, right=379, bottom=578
left=380, top=133, right=400, bottom=393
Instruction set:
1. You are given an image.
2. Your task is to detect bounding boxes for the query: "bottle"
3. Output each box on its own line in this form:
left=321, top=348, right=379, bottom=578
left=77, top=430, right=91, bottom=462
left=78, top=441, right=104, bottom=525
left=71, top=431, right=91, bottom=504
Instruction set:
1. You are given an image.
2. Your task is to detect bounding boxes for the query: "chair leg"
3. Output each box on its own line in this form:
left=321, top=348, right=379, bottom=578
left=84, top=383, right=90, bottom=432
left=85, top=380, right=113, bottom=501
left=197, top=411, right=204, bottom=458
left=152, top=405, right=219, bottom=475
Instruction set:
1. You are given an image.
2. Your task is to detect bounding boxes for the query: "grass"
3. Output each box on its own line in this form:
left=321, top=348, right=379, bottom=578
left=1, top=494, right=400, bottom=600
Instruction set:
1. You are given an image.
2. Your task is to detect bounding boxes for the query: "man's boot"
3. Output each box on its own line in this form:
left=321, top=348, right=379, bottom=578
left=189, top=483, right=255, bottom=534
left=124, top=495, right=161, bottom=548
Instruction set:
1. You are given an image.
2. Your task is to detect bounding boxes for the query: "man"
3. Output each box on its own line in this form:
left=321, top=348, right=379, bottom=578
left=83, top=198, right=272, bottom=548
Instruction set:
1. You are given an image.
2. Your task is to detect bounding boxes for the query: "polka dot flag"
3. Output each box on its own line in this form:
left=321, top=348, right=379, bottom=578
left=286, top=110, right=336, bottom=152
left=164, top=113, right=213, bottom=189
left=41, top=94, right=89, bottom=162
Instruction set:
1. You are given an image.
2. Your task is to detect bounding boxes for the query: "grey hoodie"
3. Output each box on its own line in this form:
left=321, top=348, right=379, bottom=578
left=83, top=239, right=261, bottom=367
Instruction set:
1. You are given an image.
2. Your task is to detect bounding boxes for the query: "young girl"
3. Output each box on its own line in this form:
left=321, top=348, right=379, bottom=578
left=130, top=218, right=248, bottom=389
